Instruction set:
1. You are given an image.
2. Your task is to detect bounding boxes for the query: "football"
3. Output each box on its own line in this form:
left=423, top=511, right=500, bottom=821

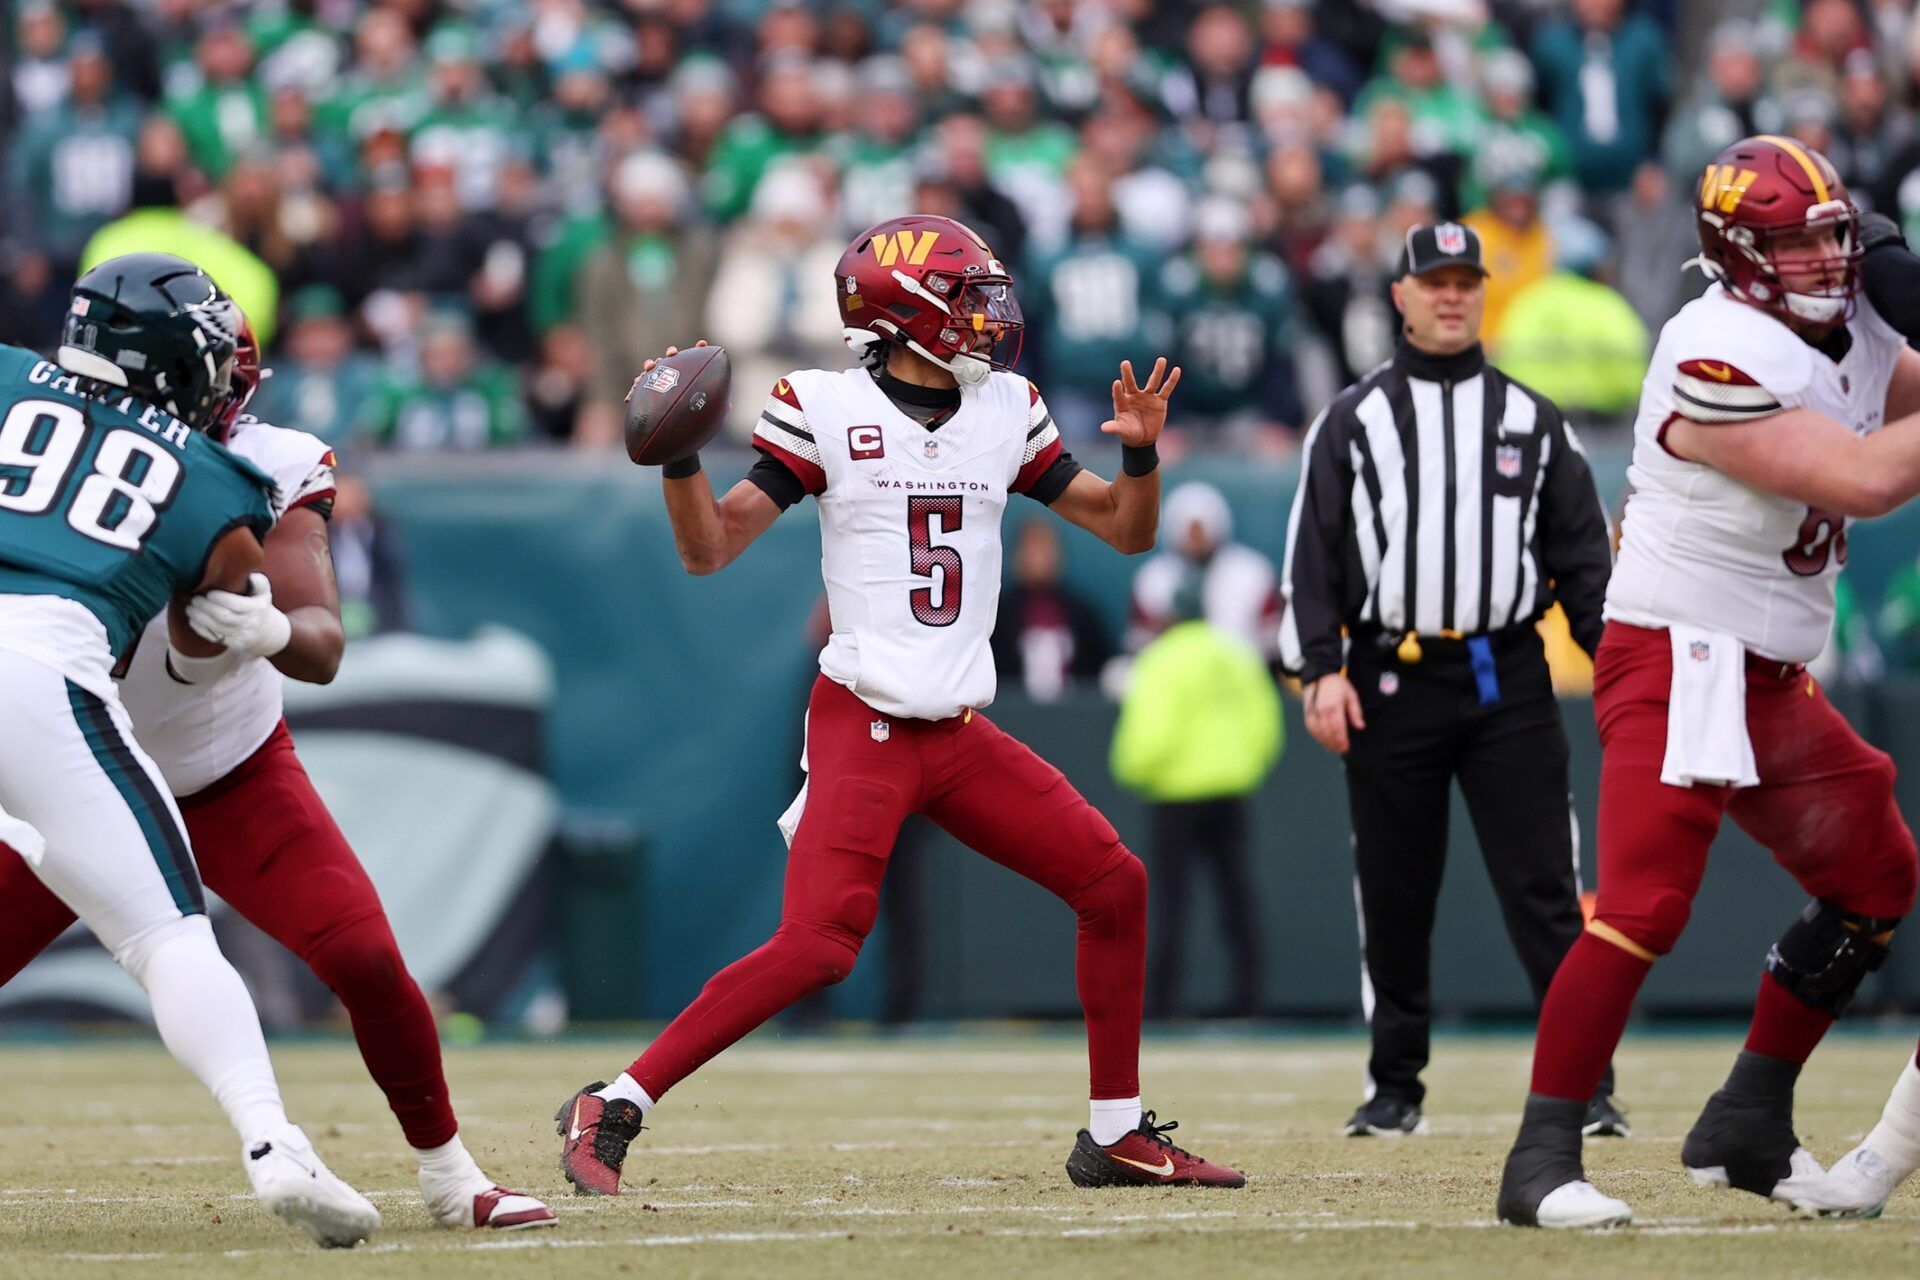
left=623, top=345, right=732, bottom=466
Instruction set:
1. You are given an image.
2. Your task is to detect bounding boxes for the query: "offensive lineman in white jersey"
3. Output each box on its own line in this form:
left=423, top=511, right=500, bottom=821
left=557, top=214, right=1246, bottom=1195
left=0, top=323, right=554, bottom=1232
left=1498, top=137, right=1920, bottom=1228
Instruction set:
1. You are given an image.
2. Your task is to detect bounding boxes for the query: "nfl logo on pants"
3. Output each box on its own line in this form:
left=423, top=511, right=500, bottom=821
left=870, top=719, right=891, bottom=743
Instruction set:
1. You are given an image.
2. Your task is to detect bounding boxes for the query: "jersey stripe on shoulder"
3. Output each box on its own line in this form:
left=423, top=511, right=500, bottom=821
left=1672, top=357, right=1782, bottom=423
left=752, top=378, right=826, bottom=495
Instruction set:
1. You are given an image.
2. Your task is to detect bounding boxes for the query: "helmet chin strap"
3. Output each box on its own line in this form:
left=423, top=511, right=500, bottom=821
left=1784, top=291, right=1847, bottom=323
left=903, top=335, right=990, bottom=387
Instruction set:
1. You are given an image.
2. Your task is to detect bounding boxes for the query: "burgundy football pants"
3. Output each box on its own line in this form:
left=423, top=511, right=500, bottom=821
left=629, top=674, right=1147, bottom=1101
left=0, top=721, right=458, bottom=1148
left=1530, top=622, right=1918, bottom=1102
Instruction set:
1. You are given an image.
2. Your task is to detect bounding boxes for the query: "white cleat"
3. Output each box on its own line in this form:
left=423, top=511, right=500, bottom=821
left=1788, top=1144, right=1898, bottom=1219
left=1688, top=1145, right=1827, bottom=1207
left=245, top=1125, right=381, bottom=1248
left=421, top=1170, right=558, bottom=1231
left=1533, top=1180, right=1633, bottom=1229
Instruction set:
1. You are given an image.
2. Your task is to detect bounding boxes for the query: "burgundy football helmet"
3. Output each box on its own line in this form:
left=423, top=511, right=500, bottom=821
left=836, top=214, right=1022, bottom=386
left=1694, top=134, right=1861, bottom=326
left=208, top=316, right=263, bottom=440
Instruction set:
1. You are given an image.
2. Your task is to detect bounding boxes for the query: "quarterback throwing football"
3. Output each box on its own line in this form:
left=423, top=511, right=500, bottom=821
left=1500, top=137, right=1920, bottom=1228
left=557, top=214, right=1244, bottom=1193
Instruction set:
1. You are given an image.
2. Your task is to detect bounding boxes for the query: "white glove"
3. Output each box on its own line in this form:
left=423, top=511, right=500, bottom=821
left=187, top=572, right=293, bottom=657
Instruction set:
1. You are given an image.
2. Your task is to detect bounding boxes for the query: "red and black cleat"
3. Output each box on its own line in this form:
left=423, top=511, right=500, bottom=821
left=1065, top=1111, right=1246, bottom=1188
left=555, top=1082, right=645, bottom=1197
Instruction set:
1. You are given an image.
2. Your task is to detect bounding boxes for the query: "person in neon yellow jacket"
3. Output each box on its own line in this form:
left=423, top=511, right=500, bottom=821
left=1111, top=577, right=1282, bottom=1018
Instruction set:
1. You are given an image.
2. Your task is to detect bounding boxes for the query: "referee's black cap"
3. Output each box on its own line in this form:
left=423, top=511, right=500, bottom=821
left=1398, top=222, right=1490, bottom=278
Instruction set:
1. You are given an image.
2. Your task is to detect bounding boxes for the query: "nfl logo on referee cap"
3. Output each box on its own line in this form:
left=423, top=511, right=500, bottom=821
left=1436, top=223, right=1468, bottom=254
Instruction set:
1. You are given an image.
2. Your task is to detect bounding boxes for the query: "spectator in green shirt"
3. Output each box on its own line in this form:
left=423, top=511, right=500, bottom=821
left=410, top=24, right=521, bottom=212
left=1026, top=159, right=1166, bottom=441
left=1530, top=0, right=1671, bottom=195
left=250, top=286, right=383, bottom=446
left=166, top=20, right=266, bottom=181
left=360, top=310, right=525, bottom=452
left=1112, top=571, right=1282, bottom=1018
left=8, top=37, right=141, bottom=267
left=1158, top=197, right=1302, bottom=451
left=702, top=52, right=820, bottom=223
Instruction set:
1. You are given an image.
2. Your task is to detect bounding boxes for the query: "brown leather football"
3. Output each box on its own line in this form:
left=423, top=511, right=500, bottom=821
left=623, top=345, right=731, bottom=466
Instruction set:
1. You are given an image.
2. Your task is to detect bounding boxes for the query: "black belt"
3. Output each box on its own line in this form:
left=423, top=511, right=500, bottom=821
left=1351, top=622, right=1537, bottom=665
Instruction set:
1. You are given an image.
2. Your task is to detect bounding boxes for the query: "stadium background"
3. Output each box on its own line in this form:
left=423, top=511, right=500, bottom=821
left=6, top=0, right=1920, bottom=1031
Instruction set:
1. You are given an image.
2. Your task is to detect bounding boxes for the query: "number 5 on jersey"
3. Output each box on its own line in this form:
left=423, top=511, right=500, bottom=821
left=908, top=495, right=962, bottom=627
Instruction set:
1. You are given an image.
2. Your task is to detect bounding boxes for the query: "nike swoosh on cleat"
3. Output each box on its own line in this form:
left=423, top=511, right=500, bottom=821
left=1111, top=1155, right=1175, bottom=1177
left=570, top=1100, right=587, bottom=1143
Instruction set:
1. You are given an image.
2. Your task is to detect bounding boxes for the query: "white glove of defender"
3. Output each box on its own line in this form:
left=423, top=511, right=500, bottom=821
left=187, top=572, right=293, bottom=657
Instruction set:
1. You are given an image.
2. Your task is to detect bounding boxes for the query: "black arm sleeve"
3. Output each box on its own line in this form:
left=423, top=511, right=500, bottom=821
left=1022, top=450, right=1084, bottom=505
left=1861, top=239, right=1920, bottom=343
left=1278, top=405, right=1355, bottom=682
left=1534, top=398, right=1614, bottom=658
left=745, top=448, right=807, bottom=511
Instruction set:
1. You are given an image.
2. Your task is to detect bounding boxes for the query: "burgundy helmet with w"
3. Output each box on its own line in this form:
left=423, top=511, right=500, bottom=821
left=1694, top=135, right=1861, bottom=326
left=836, top=214, right=1022, bottom=386
left=208, top=316, right=263, bottom=441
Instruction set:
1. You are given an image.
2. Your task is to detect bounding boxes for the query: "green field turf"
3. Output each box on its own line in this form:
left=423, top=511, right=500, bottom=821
left=2, top=1030, right=1918, bottom=1278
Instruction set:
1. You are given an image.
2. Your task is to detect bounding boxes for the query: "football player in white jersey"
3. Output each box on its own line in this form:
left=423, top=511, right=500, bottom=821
left=558, top=214, right=1246, bottom=1194
left=0, top=323, right=554, bottom=1232
left=1499, top=137, right=1920, bottom=1229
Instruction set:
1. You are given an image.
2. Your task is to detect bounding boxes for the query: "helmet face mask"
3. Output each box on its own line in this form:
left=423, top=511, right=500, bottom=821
left=208, top=318, right=263, bottom=441
left=837, top=216, right=1024, bottom=386
left=1695, top=137, right=1863, bottom=328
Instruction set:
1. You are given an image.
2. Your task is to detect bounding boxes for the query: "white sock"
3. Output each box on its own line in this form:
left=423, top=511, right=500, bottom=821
left=1089, top=1096, right=1143, bottom=1146
left=595, top=1072, right=656, bottom=1115
left=119, top=916, right=289, bottom=1147
left=1866, top=1054, right=1920, bottom=1178
left=415, top=1134, right=487, bottom=1189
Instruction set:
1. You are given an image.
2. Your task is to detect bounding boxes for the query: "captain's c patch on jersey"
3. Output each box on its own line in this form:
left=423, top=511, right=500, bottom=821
left=849, top=426, right=885, bottom=460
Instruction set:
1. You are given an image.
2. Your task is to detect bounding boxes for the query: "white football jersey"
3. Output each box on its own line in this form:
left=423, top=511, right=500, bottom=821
left=1605, top=284, right=1904, bottom=663
left=120, top=415, right=337, bottom=796
left=754, top=367, right=1064, bottom=720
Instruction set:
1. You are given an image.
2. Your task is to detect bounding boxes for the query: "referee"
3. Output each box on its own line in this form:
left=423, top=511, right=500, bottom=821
left=1279, top=223, right=1625, bottom=1138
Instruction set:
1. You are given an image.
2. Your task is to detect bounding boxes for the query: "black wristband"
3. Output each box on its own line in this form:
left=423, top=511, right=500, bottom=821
left=1121, top=443, right=1159, bottom=477
left=661, top=453, right=702, bottom=479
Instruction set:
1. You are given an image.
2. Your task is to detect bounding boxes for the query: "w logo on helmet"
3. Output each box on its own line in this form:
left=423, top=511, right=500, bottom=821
left=1700, top=165, right=1759, bottom=214
left=873, top=230, right=940, bottom=267
left=1436, top=224, right=1468, bottom=254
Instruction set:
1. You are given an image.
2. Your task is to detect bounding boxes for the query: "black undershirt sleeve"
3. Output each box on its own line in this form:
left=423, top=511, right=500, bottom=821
left=746, top=449, right=807, bottom=510
left=1862, top=242, right=1920, bottom=342
left=1022, top=451, right=1084, bottom=506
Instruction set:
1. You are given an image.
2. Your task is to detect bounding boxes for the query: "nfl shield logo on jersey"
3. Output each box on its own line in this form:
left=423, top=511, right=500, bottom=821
left=923, top=436, right=940, bottom=460
left=1690, top=640, right=1711, bottom=662
left=1436, top=223, right=1468, bottom=254
left=1496, top=444, right=1522, bottom=479
left=870, top=719, right=891, bottom=743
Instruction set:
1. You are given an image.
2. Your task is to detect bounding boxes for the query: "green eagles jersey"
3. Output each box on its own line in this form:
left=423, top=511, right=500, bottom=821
left=0, top=345, right=275, bottom=657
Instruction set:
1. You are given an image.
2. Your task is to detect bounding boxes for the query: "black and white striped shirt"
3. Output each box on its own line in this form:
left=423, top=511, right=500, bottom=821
left=1278, top=337, right=1613, bottom=683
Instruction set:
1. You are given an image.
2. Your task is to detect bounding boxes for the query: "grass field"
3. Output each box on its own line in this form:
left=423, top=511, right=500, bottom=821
left=3, top=1030, right=1919, bottom=1278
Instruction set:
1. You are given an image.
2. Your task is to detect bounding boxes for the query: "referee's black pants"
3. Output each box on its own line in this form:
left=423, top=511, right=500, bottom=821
left=1342, top=629, right=1610, bottom=1107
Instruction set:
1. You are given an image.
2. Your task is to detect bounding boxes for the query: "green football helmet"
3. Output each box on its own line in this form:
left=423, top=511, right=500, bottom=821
left=58, top=253, right=242, bottom=431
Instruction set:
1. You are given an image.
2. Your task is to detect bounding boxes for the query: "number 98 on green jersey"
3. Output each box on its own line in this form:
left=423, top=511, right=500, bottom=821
left=0, top=344, right=275, bottom=659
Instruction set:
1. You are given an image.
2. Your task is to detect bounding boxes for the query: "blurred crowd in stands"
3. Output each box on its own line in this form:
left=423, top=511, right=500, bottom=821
left=4, top=0, right=1920, bottom=458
